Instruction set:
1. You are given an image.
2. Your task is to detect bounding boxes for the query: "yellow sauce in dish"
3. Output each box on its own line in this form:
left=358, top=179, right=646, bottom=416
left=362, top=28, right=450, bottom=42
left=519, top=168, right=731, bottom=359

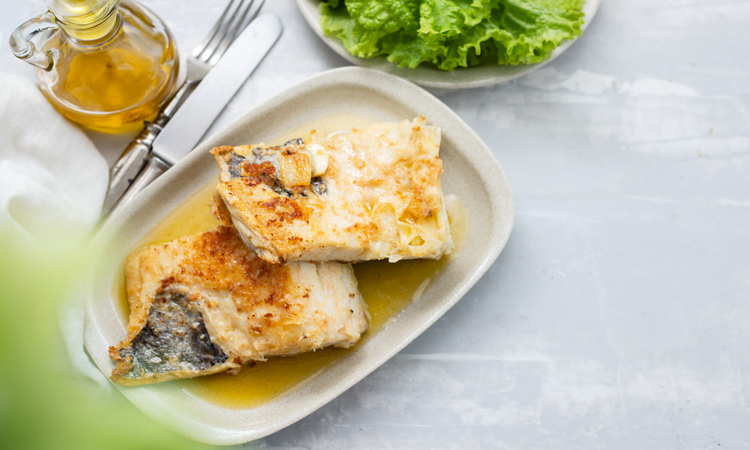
left=117, top=113, right=468, bottom=409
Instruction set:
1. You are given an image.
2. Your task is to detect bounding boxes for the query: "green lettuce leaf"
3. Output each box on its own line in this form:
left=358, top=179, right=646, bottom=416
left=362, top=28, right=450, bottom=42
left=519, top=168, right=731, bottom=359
left=491, top=0, right=585, bottom=65
left=346, top=0, right=420, bottom=33
left=321, top=3, right=389, bottom=57
left=320, top=0, right=586, bottom=71
left=419, top=0, right=500, bottom=39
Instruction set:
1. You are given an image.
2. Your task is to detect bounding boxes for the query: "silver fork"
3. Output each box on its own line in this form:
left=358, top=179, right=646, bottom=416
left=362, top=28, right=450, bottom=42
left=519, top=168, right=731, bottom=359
left=102, top=0, right=266, bottom=217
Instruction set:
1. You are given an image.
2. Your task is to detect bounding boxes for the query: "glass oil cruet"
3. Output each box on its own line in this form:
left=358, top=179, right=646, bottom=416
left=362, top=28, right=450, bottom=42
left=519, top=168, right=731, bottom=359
left=10, top=0, right=179, bottom=132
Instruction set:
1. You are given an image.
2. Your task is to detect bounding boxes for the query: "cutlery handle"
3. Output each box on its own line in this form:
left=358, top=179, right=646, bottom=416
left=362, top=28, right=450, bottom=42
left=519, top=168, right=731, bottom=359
left=100, top=122, right=161, bottom=219
left=99, top=80, right=200, bottom=222
left=115, top=155, right=171, bottom=210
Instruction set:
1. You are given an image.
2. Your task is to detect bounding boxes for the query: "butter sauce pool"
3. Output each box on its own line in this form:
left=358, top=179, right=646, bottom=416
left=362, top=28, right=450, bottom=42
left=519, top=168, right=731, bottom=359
left=116, top=113, right=467, bottom=409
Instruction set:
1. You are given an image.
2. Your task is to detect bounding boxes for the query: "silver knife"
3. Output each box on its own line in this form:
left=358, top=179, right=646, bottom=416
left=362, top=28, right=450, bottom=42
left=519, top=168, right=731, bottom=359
left=100, top=13, right=282, bottom=221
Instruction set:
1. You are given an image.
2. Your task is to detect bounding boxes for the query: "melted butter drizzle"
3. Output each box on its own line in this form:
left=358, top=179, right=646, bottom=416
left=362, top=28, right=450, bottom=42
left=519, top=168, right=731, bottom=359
left=118, top=113, right=468, bottom=409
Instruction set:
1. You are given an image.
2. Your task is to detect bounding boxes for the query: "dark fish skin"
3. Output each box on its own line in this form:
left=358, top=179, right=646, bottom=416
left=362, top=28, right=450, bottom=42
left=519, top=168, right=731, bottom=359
left=225, top=140, right=314, bottom=198
left=227, top=138, right=301, bottom=180
left=311, top=177, right=328, bottom=195
left=111, top=225, right=370, bottom=385
left=228, top=152, right=247, bottom=179
left=117, top=290, right=228, bottom=379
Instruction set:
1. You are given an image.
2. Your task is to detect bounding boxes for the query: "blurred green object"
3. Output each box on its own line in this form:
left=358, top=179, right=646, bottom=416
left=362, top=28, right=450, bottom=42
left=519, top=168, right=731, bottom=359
left=0, top=236, right=212, bottom=449
left=320, top=0, right=585, bottom=70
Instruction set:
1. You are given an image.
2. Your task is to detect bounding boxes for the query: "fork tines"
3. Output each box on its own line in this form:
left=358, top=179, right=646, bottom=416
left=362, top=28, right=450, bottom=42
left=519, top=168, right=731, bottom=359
left=192, top=0, right=267, bottom=65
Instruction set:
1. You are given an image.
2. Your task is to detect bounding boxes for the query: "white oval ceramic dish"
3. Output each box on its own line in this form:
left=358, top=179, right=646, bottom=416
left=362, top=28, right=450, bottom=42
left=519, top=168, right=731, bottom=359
left=295, top=0, right=601, bottom=89
left=83, top=67, right=515, bottom=445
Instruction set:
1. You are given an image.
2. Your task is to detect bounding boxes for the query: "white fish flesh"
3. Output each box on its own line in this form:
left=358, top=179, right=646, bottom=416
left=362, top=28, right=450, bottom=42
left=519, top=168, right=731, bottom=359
left=211, top=117, right=453, bottom=264
left=109, top=226, right=369, bottom=385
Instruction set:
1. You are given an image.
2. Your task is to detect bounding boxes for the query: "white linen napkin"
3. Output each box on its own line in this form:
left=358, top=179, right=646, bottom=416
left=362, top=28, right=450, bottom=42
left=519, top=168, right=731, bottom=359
left=0, top=72, right=110, bottom=387
left=0, top=73, right=107, bottom=246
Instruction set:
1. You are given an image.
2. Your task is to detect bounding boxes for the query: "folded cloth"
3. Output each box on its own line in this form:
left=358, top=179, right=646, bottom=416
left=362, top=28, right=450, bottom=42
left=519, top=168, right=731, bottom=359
left=0, top=73, right=110, bottom=387
left=0, top=73, right=108, bottom=248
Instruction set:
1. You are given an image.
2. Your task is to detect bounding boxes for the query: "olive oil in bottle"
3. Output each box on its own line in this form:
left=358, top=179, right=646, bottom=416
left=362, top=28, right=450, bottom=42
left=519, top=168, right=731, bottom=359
left=10, top=0, right=179, bottom=132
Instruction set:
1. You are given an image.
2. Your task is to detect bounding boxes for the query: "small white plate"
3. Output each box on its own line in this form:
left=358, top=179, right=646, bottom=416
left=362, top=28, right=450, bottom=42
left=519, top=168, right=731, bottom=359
left=295, top=0, right=601, bottom=89
left=83, top=67, right=515, bottom=445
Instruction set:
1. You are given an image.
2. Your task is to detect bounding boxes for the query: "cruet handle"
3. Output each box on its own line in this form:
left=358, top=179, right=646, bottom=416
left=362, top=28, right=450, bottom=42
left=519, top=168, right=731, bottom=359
left=9, top=12, right=59, bottom=70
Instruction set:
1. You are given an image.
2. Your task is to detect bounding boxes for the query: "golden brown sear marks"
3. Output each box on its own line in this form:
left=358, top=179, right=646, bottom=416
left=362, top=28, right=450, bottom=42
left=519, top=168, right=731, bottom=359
left=211, top=117, right=454, bottom=264
left=110, top=226, right=369, bottom=386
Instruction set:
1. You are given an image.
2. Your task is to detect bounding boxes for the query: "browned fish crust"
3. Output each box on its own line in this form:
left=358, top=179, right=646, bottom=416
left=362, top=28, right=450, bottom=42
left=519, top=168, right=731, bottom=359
left=110, top=226, right=368, bottom=385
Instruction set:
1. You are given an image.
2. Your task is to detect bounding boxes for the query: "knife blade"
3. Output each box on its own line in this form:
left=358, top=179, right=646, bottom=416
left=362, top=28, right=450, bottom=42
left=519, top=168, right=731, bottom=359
left=153, top=13, right=282, bottom=166
left=100, top=13, right=282, bottom=220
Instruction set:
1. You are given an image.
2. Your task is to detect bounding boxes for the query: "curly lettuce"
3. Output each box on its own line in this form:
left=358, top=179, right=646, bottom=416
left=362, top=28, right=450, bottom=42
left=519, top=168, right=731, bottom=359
left=320, top=0, right=585, bottom=71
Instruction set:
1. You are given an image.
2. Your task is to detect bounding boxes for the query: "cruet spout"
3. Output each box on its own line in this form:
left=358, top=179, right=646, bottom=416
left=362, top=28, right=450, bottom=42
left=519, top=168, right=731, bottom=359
left=9, top=12, right=59, bottom=71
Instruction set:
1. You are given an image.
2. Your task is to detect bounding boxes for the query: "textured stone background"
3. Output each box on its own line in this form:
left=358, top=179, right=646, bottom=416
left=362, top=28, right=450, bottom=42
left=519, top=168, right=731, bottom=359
left=3, top=1, right=749, bottom=448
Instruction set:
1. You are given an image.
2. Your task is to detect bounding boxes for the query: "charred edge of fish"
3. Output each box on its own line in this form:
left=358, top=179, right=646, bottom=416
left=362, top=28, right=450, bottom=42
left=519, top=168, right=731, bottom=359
left=228, top=152, right=247, bottom=179
left=251, top=146, right=279, bottom=162
left=251, top=146, right=267, bottom=159
left=283, top=138, right=304, bottom=147
left=248, top=147, right=283, bottom=175
left=271, top=180, right=295, bottom=198
left=311, top=177, right=328, bottom=195
left=118, top=290, right=227, bottom=378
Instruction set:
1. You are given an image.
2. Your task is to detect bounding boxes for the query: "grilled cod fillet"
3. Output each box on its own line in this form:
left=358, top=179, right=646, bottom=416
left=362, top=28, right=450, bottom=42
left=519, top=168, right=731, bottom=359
left=109, top=226, right=368, bottom=386
left=211, top=117, right=453, bottom=264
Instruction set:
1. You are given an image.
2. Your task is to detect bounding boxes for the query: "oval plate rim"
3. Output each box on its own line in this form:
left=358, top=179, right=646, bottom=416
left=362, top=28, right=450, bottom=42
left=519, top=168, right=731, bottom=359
left=83, top=66, right=516, bottom=445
